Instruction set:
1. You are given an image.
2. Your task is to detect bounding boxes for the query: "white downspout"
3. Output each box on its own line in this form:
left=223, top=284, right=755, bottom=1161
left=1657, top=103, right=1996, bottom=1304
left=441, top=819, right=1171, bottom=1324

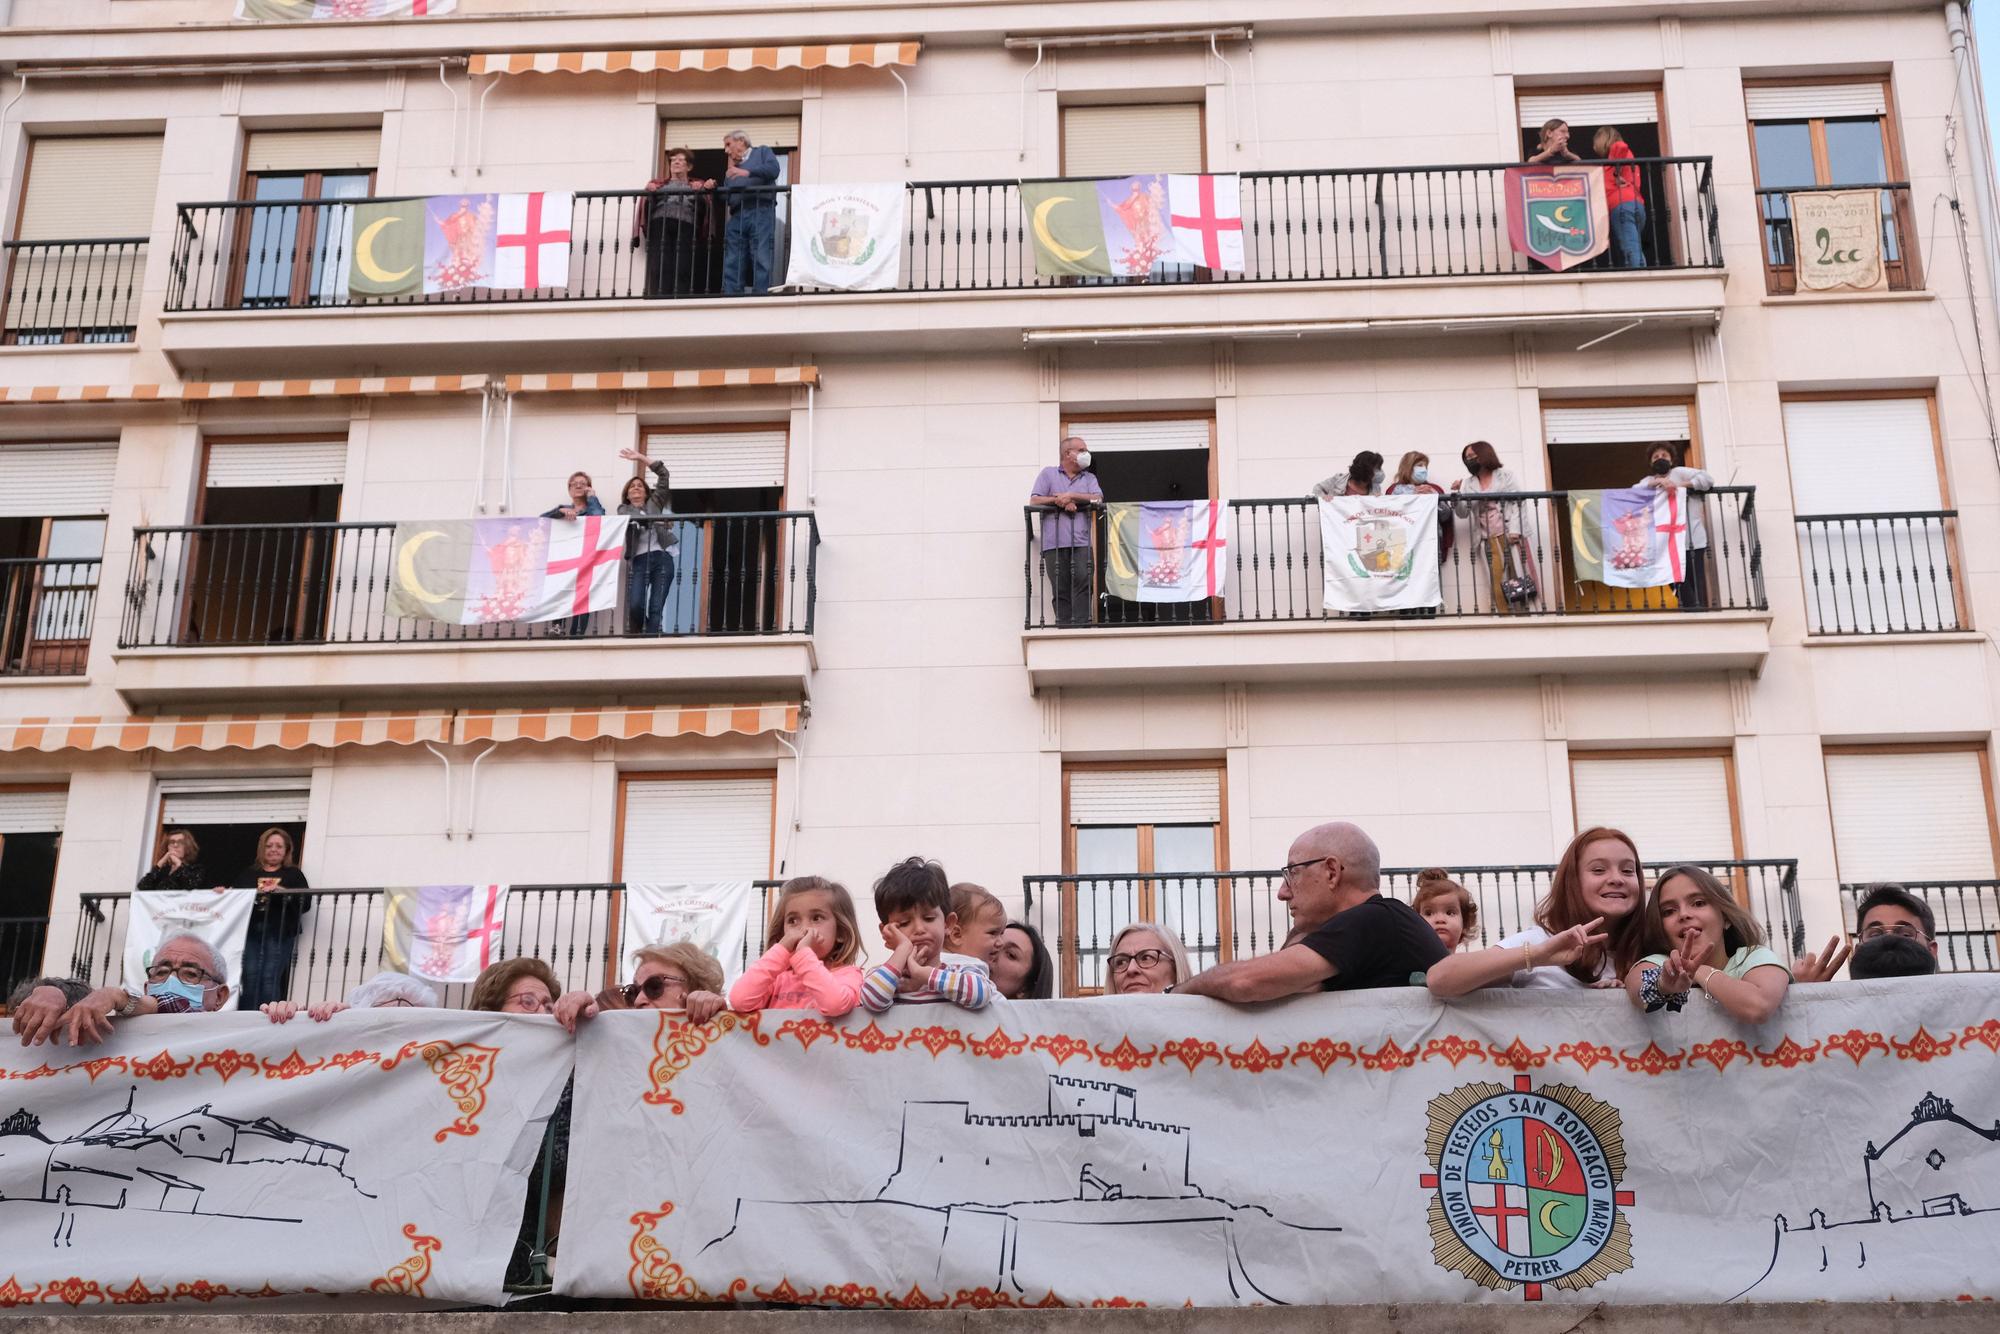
left=501, top=387, right=516, bottom=513
left=462, top=742, right=498, bottom=840
left=774, top=730, right=805, bottom=875
left=1948, top=1, right=2000, bottom=341
left=424, top=742, right=456, bottom=839
left=1017, top=42, right=1043, bottom=163
left=438, top=59, right=461, bottom=176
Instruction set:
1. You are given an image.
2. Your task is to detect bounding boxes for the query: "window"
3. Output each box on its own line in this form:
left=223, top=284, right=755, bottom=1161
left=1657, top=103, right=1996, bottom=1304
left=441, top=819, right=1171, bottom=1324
left=233, top=129, right=380, bottom=308
left=1825, top=746, right=1999, bottom=968
left=1570, top=751, right=1741, bottom=863
left=1063, top=763, right=1225, bottom=992
left=0, top=443, right=112, bottom=676
left=1541, top=399, right=1703, bottom=611
left=6, top=135, right=160, bottom=343
left=1782, top=395, right=1961, bottom=634
left=658, top=115, right=800, bottom=292
left=155, top=777, right=310, bottom=883
left=641, top=425, right=788, bottom=634
left=1056, top=413, right=1216, bottom=626
left=173, top=436, right=346, bottom=647
left=0, top=786, right=64, bottom=1007
left=617, top=773, right=776, bottom=973
left=1745, top=79, right=1917, bottom=293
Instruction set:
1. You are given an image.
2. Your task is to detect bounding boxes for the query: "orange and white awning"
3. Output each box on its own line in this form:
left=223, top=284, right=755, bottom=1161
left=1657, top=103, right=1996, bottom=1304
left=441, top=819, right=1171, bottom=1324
left=469, top=43, right=918, bottom=77
left=454, top=703, right=800, bottom=745
left=0, top=367, right=815, bottom=407
left=0, top=711, right=452, bottom=754
left=505, top=367, right=818, bottom=394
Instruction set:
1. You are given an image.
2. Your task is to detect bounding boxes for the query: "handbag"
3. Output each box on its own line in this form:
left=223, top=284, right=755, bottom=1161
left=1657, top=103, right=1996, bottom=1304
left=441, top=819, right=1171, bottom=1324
left=1500, top=535, right=1539, bottom=606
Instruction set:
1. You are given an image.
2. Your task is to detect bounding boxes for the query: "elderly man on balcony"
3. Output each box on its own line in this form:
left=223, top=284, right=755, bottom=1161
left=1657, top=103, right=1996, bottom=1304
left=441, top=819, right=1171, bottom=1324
left=719, top=128, right=781, bottom=296
left=1030, top=435, right=1103, bottom=627
left=56, top=933, right=234, bottom=1046
left=1174, top=822, right=1447, bottom=1002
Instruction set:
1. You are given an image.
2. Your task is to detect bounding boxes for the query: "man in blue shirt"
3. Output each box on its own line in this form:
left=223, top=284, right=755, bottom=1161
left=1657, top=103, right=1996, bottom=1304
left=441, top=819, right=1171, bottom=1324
left=720, top=129, right=781, bottom=295
left=1029, top=436, right=1103, bottom=626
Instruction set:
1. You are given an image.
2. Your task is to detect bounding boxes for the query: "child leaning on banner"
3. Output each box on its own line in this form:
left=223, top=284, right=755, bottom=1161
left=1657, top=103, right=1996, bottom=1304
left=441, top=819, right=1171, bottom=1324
left=860, top=857, right=992, bottom=1012
left=1623, top=865, right=1790, bottom=1024
left=726, top=876, right=867, bottom=1018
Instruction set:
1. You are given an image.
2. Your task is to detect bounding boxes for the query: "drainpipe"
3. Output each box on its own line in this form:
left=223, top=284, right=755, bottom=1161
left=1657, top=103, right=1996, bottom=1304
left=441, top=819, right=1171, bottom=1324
left=1947, top=1, right=2000, bottom=326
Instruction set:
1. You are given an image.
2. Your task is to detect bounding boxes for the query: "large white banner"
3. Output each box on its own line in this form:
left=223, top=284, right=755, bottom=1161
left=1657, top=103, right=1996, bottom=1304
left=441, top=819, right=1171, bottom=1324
left=0, top=1011, right=571, bottom=1306
left=555, top=980, right=1999, bottom=1307
left=1321, top=493, right=1442, bottom=612
left=787, top=184, right=905, bottom=292
left=618, top=882, right=756, bottom=983
left=126, top=890, right=256, bottom=1011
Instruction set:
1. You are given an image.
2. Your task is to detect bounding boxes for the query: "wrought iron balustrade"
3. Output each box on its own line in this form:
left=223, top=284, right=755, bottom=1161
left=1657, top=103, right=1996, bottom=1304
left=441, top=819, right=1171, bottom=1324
left=1794, top=511, right=1961, bottom=635
left=0, top=556, right=97, bottom=676
left=1839, top=881, right=1997, bottom=972
left=1756, top=182, right=1920, bottom=294
left=163, top=157, right=1721, bottom=312
left=118, top=513, right=817, bottom=649
left=1023, top=859, right=1803, bottom=995
left=2, top=237, right=146, bottom=342
left=0, top=915, right=51, bottom=1007
left=1025, top=487, right=1764, bottom=628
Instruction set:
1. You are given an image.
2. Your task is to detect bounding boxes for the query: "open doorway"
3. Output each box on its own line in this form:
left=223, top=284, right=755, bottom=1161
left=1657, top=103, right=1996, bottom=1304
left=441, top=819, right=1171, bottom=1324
left=643, top=425, right=789, bottom=635
left=1516, top=90, right=1668, bottom=267
left=0, top=788, right=63, bottom=1008
left=658, top=116, right=801, bottom=296
left=182, top=437, right=345, bottom=646
left=1543, top=400, right=1699, bottom=611
left=1063, top=415, right=1216, bottom=625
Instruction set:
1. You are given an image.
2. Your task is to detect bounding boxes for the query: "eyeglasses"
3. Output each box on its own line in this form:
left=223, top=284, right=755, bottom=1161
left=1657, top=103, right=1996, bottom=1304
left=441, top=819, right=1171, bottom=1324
left=1859, top=922, right=1930, bottom=942
left=377, top=997, right=416, bottom=1007
left=1108, top=949, right=1171, bottom=974
left=503, top=992, right=552, bottom=1013
left=623, top=974, right=691, bottom=1005
left=1281, top=856, right=1333, bottom=883
left=145, top=962, right=216, bottom=986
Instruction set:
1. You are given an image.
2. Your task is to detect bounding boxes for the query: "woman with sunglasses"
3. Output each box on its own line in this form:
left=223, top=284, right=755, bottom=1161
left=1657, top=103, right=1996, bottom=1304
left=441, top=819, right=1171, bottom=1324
left=554, top=941, right=729, bottom=1032
left=1102, top=922, right=1193, bottom=995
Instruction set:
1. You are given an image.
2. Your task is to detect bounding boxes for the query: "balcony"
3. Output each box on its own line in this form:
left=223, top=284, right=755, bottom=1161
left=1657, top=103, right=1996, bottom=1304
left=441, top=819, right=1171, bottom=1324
left=1021, top=488, right=1770, bottom=686
left=1839, top=882, right=1996, bottom=972
left=1795, top=510, right=1964, bottom=635
left=1024, top=859, right=1803, bottom=995
left=158, top=159, right=1725, bottom=371
left=110, top=514, right=817, bottom=704
left=0, top=555, right=97, bottom=677
left=1, top=237, right=145, bottom=345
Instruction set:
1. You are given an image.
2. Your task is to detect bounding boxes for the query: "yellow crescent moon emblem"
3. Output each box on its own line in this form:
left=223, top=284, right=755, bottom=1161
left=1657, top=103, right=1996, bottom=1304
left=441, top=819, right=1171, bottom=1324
left=1539, top=1127, right=1567, bottom=1182
left=1032, top=195, right=1098, bottom=265
left=356, top=214, right=415, bottom=284
left=396, top=530, right=450, bottom=605
left=1106, top=506, right=1138, bottom=581
left=1538, top=1198, right=1573, bottom=1239
left=1551, top=204, right=1575, bottom=224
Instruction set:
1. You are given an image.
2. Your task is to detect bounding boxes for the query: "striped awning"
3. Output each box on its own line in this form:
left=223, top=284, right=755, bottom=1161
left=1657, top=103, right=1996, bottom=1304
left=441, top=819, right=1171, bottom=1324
left=469, top=43, right=918, bottom=77
left=0, top=368, right=814, bottom=406
left=0, top=711, right=452, bottom=754
left=454, top=703, right=800, bottom=745
left=506, top=367, right=818, bottom=393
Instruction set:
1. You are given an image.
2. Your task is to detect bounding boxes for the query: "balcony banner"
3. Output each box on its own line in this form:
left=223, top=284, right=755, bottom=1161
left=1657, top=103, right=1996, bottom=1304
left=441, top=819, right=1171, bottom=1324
left=619, top=882, right=758, bottom=983
left=0, top=1010, right=570, bottom=1305
left=786, top=184, right=904, bottom=292
left=125, top=890, right=257, bottom=1012
left=1788, top=189, right=1886, bottom=293
left=1569, top=488, right=1689, bottom=589
left=386, top=516, right=628, bottom=625
left=1505, top=166, right=1610, bottom=272
left=554, top=980, right=1999, bottom=1307
left=1320, top=493, right=1441, bottom=612
left=238, top=0, right=458, bottom=16
left=1104, top=500, right=1229, bottom=603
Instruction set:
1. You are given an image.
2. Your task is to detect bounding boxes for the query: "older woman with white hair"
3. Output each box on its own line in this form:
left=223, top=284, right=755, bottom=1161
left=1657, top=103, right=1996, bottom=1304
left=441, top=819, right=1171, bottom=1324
left=261, top=970, right=439, bottom=1024
left=1102, top=921, right=1194, bottom=995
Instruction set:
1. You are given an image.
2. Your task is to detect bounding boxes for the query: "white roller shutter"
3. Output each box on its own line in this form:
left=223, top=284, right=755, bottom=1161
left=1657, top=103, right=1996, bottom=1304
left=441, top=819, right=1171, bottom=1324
left=1070, top=768, right=1221, bottom=825
left=244, top=128, right=381, bottom=173
left=1543, top=404, right=1692, bottom=444
left=1782, top=398, right=1940, bottom=515
left=1062, top=104, right=1203, bottom=176
left=1571, top=755, right=1738, bottom=862
left=1062, top=419, right=1211, bottom=453
left=620, top=776, right=774, bottom=881
left=160, top=779, right=311, bottom=825
left=1745, top=83, right=1887, bottom=121
left=660, top=116, right=802, bottom=151
left=0, top=790, right=65, bottom=834
left=0, top=443, right=115, bottom=517
left=1826, top=751, right=1996, bottom=883
left=203, top=439, right=348, bottom=489
left=645, top=428, right=786, bottom=489
left=18, top=137, right=163, bottom=241
left=1518, top=91, right=1660, bottom=128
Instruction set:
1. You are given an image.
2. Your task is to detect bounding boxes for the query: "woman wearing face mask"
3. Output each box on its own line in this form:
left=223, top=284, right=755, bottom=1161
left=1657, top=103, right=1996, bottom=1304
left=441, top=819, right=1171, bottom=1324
left=1426, top=827, right=1647, bottom=996
left=1449, top=440, right=1529, bottom=613
left=1384, top=451, right=1452, bottom=615
left=231, top=827, right=311, bottom=1013
left=1633, top=442, right=1715, bottom=609
left=1310, top=449, right=1386, bottom=501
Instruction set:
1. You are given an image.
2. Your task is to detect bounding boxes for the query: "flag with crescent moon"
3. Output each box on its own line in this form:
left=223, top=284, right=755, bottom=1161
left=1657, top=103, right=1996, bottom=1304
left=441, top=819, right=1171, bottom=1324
left=1021, top=182, right=1113, bottom=277
left=1103, top=500, right=1228, bottom=603
left=1504, top=166, right=1609, bottom=272
left=346, top=199, right=423, bottom=299
left=236, top=0, right=458, bottom=19
left=387, top=517, right=629, bottom=625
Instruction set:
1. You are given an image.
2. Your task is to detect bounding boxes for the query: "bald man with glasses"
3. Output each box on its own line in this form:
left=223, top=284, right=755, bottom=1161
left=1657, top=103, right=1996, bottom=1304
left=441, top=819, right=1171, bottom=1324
left=1176, top=822, right=1447, bottom=1002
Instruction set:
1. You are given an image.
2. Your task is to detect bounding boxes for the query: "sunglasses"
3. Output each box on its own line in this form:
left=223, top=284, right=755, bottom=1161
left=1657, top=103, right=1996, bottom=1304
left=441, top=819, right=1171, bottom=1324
left=622, top=973, right=691, bottom=1005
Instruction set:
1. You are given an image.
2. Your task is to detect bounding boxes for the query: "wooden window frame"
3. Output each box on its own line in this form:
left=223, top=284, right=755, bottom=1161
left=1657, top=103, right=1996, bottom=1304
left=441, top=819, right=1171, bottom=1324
left=4, top=135, right=158, bottom=344
left=186, top=432, right=348, bottom=646
left=639, top=422, right=790, bottom=635
left=1059, top=758, right=1229, bottom=996
left=1742, top=75, right=1919, bottom=295
left=1538, top=394, right=1704, bottom=614
left=1510, top=86, right=1684, bottom=265
left=1, top=514, right=103, bottom=673
left=226, top=166, right=379, bottom=310
left=0, top=783, right=66, bottom=1010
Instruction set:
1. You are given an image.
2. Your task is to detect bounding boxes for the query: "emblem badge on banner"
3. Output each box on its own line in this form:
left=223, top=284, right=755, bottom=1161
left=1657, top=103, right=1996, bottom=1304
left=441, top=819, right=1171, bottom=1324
left=1505, top=167, right=1611, bottom=272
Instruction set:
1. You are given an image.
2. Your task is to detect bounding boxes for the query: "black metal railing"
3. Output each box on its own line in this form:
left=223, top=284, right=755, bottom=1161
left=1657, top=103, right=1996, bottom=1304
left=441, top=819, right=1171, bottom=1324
left=70, top=883, right=783, bottom=1005
left=164, top=158, right=1721, bottom=311
left=1756, top=183, right=1920, bottom=294
left=0, top=915, right=51, bottom=1006
left=1839, top=881, right=1997, bottom=972
left=0, top=556, right=97, bottom=675
left=2, top=238, right=146, bottom=343
left=1025, top=488, right=1764, bottom=628
left=118, top=513, right=817, bottom=648
left=1023, top=859, right=1803, bottom=995
left=1795, top=511, right=1961, bottom=635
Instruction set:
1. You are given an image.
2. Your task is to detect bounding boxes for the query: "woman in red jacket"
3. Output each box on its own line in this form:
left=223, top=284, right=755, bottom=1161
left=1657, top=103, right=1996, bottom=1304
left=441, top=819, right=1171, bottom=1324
left=1594, top=125, right=1647, bottom=268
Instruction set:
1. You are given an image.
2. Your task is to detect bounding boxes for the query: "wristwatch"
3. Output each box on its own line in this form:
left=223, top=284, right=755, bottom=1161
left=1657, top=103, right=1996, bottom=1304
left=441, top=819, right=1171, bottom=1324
left=113, top=990, right=142, bottom=1019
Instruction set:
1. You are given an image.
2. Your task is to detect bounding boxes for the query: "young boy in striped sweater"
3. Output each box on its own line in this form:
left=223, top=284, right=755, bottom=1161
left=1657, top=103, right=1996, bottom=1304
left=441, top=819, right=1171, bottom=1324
left=859, top=856, right=992, bottom=1012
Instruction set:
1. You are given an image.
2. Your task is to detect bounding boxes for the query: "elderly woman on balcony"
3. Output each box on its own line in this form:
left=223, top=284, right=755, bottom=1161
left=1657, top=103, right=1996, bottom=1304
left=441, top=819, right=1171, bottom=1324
left=1102, top=921, right=1193, bottom=996
left=552, top=941, right=729, bottom=1031
left=231, top=826, right=311, bottom=1012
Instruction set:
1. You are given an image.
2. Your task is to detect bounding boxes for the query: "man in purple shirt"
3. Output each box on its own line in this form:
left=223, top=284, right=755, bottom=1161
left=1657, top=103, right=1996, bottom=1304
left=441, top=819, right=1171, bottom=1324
left=1029, top=436, right=1103, bottom=626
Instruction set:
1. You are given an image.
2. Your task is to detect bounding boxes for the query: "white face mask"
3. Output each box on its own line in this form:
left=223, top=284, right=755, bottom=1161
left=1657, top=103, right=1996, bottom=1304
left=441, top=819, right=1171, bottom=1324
left=1412, top=466, right=1429, bottom=484
left=1073, top=450, right=1092, bottom=469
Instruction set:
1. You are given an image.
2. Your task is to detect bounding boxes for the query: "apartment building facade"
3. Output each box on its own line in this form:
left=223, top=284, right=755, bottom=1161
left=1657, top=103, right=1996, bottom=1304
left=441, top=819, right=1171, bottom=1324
left=0, top=0, right=1995, bottom=999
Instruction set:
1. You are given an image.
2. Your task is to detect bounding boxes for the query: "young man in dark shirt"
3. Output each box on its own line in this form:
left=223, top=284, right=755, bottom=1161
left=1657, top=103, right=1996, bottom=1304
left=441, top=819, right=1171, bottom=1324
left=1174, top=822, right=1447, bottom=1002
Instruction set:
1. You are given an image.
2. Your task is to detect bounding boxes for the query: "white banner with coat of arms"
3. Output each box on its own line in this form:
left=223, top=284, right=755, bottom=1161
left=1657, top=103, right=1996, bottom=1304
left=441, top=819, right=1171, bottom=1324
left=1321, top=493, right=1442, bottom=612
left=785, top=183, right=905, bottom=291
left=554, top=979, right=2000, bottom=1306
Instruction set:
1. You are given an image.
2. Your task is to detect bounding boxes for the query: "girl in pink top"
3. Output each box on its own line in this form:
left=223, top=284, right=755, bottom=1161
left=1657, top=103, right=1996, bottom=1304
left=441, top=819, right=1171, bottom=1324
left=727, top=875, right=866, bottom=1017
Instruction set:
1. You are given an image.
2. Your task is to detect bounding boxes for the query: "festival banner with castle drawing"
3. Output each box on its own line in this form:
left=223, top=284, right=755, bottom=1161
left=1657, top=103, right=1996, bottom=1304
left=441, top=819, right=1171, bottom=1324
left=0, top=1010, right=571, bottom=1306
left=556, top=980, right=2000, bottom=1307
left=385, top=516, right=628, bottom=626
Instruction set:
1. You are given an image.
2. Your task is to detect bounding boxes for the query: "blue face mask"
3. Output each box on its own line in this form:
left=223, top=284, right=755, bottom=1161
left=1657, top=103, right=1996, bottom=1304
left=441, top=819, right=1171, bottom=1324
left=1412, top=466, right=1429, bottom=484
left=147, top=976, right=206, bottom=1009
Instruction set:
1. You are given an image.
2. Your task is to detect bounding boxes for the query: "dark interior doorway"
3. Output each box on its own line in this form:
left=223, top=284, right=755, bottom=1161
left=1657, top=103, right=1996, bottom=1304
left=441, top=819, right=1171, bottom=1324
left=183, top=483, right=342, bottom=645
left=1088, top=448, right=1213, bottom=625
left=1516, top=119, right=1667, bottom=267
left=670, top=485, right=784, bottom=634
left=1546, top=435, right=1693, bottom=611
left=0, top=829, right=60, bottom=1005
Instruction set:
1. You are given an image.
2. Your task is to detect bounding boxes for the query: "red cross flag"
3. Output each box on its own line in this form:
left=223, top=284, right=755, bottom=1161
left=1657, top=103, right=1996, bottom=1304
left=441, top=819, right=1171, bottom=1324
left=495, top=191, right=574, bottom=291
left=380, top=884, right=510, bottom=984
left=1167, top=174, right=1245, bottom=272
left=533, top=514, right=628, bottom=621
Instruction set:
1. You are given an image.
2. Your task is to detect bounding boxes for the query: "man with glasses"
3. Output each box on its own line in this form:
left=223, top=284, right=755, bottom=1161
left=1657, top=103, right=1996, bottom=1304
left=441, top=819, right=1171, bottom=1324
left=59, top=933, right=232, bottom=1046
left=1175, top=822, right=1447, bottom=1002
left=1792, top=882, right=1940, bottom=983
